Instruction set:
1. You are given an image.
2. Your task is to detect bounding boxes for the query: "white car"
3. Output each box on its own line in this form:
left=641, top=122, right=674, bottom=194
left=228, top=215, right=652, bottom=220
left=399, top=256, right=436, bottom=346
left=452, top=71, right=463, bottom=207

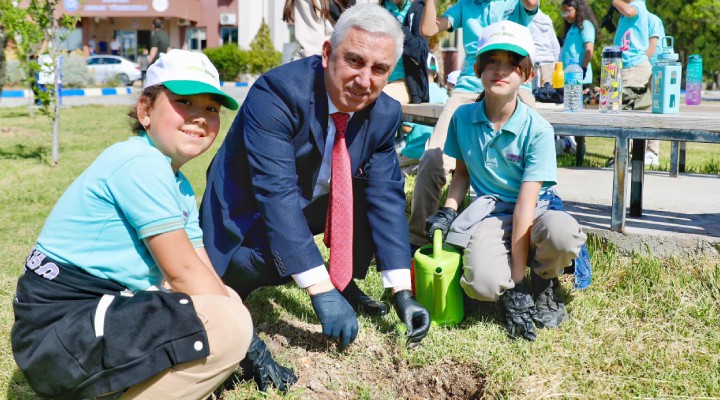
left=86, top=55, right=142, bottom=86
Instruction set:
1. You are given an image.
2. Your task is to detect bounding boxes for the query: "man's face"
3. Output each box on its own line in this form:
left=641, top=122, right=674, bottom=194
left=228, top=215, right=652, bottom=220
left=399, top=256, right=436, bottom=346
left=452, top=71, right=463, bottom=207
left=322, top=28, right=396, bottom=113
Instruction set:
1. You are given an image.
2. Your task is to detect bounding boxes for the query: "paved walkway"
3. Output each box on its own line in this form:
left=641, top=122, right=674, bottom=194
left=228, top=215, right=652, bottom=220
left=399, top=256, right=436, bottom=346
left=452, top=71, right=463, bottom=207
left=558, top=167, right=720, bottom=258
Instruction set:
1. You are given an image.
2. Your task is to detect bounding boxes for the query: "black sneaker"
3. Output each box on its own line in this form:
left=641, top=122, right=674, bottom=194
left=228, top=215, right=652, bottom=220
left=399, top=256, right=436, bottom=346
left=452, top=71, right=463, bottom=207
left=531, top=271, right=567, bottom=328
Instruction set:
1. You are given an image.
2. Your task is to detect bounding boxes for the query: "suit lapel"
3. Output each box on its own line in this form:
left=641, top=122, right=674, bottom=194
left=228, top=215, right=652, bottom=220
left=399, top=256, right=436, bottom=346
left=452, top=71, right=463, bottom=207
left=346, top=105, right=371, bottom=174
left=311, top=64, right=328, bottom=153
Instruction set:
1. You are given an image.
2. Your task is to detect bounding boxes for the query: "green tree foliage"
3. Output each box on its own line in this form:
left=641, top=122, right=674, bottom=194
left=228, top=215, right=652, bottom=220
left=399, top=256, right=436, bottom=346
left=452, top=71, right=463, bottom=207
left=541, top=0, right=720, bottom=86
left=248, top=19, right=281, bottom=75
left=204, top=44, right=249, bottom=81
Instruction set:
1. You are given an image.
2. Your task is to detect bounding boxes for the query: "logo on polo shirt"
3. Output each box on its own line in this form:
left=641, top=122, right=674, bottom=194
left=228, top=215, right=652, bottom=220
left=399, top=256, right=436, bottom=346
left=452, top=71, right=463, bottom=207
left=506, top=153, right=524, bottom=163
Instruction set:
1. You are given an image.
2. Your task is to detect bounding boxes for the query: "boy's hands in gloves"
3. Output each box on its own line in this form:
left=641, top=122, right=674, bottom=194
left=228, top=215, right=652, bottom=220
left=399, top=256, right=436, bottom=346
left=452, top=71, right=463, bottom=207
left=500, top=281, right=544, bottom=341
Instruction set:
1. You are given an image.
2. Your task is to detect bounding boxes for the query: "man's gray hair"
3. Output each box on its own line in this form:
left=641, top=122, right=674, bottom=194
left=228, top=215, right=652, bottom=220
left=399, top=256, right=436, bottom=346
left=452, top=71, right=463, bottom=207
left=330, top=3, right=404, bottom=63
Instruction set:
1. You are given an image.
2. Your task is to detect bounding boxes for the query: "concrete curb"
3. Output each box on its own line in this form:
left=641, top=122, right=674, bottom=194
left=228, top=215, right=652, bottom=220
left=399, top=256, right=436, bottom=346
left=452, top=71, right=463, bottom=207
left=1, top=81, right=250, bottom=98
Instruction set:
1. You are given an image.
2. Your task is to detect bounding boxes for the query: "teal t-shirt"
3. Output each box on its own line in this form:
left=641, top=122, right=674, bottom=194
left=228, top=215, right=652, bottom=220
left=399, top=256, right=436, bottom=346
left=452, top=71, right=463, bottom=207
left=613, top=0, right=649, bottom=68
left=385, top=0, right=412, bottom=82
left=443, top=0, right=537, bottom=94
left=35, top=133, right=204, bottom=291
left=647, top=13, right=665, bottom=65
left=561, top=20, right=595, bottom=84
left=401, top=82, right=450, bottom=159
left=443, top=99, right=557, bottom=202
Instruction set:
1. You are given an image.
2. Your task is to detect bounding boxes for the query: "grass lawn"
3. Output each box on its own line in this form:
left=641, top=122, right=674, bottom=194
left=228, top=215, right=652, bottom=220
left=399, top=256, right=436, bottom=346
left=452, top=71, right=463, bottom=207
left=1, top=105, right=719, bottom=399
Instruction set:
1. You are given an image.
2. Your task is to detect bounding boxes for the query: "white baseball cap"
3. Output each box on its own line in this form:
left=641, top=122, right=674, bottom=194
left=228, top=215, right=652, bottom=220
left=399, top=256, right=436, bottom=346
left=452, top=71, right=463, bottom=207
left=476, top=20, right=536, bottom=63
left=145, top=49, right=238, bottom=110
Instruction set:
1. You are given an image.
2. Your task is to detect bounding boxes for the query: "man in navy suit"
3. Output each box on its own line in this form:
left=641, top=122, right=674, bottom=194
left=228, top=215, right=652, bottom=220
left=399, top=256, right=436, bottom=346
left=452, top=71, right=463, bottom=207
left=200, top=3, right=431, bottom=392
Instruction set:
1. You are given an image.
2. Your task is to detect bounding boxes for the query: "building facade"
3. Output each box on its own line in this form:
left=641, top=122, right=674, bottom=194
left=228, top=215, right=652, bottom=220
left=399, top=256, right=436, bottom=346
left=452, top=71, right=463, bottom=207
left=57, top=0, right=290, bottom=62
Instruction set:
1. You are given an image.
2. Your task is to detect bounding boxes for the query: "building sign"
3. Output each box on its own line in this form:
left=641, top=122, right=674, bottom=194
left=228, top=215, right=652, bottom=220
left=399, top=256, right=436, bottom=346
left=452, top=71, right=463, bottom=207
left=62, top=0, right=200, bottom=20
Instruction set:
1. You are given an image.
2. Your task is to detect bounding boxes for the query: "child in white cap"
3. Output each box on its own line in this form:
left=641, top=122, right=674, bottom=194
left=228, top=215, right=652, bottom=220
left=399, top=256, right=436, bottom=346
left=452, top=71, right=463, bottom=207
left=424, top=21, right=587, bottom=341
left=11, top=49, right=252, bottom=399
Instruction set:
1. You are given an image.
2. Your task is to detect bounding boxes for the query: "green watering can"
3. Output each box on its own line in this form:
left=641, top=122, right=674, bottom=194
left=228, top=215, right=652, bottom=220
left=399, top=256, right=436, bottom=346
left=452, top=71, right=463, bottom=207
left=412, top=230, right=464, bottom=326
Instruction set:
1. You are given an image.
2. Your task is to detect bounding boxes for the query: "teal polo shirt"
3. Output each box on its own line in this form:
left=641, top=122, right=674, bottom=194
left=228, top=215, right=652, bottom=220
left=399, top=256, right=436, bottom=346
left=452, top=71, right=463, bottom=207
left=444, top=99, right=557, bottom=202
left=613, top=0, right=649, bottom=68
left=647, top=13, right=665, bottom=65
left=443, top=0, right=537, bottom=94
left=385, top=0, right=412, bottom=82
left=35, top=132, right=204, bottom=291
left=561, top=20, right=595, bottom=84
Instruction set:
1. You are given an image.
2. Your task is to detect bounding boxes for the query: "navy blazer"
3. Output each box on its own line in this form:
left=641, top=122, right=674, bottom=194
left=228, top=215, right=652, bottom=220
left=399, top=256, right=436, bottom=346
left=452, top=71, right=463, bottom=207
left=200, top=56, right=411, bottom=278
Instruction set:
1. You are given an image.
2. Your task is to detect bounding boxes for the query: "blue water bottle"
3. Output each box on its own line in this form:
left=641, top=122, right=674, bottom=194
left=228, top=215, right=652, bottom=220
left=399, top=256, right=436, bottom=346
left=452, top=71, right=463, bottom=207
left=651, top=36, right=681, bottom=114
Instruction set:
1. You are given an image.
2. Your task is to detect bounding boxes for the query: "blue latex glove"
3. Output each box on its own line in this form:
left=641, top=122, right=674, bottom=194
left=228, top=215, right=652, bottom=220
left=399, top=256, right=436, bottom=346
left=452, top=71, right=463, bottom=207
left=310, top=288, right=359, bottom=349
left=393, top=290, right=431, bottom=344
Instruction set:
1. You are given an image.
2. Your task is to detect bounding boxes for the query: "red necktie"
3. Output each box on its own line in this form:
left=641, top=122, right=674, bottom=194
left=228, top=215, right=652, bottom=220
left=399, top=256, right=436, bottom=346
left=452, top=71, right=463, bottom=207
left=324, top=112, right=353, bottom=292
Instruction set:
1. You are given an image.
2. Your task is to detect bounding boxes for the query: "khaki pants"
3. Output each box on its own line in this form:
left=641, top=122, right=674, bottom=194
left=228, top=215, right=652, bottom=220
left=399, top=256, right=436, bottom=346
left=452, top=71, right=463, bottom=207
left=121, top=287, right=253, bottom=400
left=408, top=88, right=536, bottom=247
left=383, top=79, right=410, bottom=104
left=459, top=210, right=586, bottom=302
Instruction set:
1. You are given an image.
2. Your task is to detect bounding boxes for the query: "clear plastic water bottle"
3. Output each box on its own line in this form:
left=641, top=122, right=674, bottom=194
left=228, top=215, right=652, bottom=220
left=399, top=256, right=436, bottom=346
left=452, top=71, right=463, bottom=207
left=563, top=61, right=584, bottom=112
left=685, top=54, right=703, bottom=105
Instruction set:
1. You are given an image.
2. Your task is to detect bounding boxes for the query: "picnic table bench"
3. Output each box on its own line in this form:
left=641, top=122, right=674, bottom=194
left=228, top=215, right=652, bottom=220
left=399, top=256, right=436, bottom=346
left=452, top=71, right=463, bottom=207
left=401, top=103, right=720, bottom=233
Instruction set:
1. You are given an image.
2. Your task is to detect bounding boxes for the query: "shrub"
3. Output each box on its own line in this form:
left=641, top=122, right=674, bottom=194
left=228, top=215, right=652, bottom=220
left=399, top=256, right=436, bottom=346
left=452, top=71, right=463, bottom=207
left=204, top=44, right=249, bottom=82
left=248, top=19, right=282, bottom=75
left=60, top=52, right=90, bottom=88
left=4, top=59, right=26, bottom=87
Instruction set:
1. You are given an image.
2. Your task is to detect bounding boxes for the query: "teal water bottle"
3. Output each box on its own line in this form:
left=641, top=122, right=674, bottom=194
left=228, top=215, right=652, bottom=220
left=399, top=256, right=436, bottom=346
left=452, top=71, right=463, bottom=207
left=651, top=36, right=681, bottom=114
left=685, top=54, right=703, bottom=105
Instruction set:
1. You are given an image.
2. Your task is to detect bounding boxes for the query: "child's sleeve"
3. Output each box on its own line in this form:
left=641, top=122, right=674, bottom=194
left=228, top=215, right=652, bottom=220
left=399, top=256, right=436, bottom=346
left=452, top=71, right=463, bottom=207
left=522, top=122, right=557, bottom=186
left=582, top=20, right=596, bottom=44
left=443, top=113, right=463, bottom=160
left=106, top=156, right=186, bottom=240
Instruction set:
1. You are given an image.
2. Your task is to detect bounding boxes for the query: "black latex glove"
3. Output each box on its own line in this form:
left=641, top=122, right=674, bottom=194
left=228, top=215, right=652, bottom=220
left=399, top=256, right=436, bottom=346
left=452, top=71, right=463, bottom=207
left=581, top=66, right=588, bottom=80
left=310, top=288, right=359, bottom=349
left=393, top=289, right=431, bottom=345
left=500, top=281, right=544, bottom=341
left=425, top=207, right=458, bottom=243
left=243, top=331, right=298, bottom=392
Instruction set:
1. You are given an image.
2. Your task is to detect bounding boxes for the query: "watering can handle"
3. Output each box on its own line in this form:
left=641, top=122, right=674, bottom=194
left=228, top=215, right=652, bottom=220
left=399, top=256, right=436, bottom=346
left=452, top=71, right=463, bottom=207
left=432, top=229, right=443, bottom=260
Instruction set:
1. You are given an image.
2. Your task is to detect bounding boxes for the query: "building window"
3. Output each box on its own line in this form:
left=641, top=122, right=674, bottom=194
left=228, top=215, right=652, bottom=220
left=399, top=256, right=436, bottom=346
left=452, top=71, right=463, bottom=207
left=220, top=27, right=238, bottom=46
left=186, top=27, right=207, bottom=50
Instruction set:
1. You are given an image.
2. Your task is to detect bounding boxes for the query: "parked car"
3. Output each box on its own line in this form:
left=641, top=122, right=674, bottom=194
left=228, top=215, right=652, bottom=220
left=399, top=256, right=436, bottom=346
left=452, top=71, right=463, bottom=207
left=85, top=55, right=141, bottom=86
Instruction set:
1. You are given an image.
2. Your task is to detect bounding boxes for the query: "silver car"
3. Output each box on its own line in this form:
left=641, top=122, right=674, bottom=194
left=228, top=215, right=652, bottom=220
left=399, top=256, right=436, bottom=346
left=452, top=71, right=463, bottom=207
left=85, top=55, right=142, bottom=86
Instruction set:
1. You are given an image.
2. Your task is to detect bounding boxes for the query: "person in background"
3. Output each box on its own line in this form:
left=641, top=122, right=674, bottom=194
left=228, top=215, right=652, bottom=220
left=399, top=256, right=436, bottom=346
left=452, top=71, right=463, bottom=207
left=138, top=48, right=150, bottom=86
left=88, top=35, right=97, bottom=55
left=398, top=53, right=449, bottom=172
left=646, top=12, right=665, bottom=65
left=98, top=37, right=108, bottom=54
left=381, top=0, right=430, bottom=105
left=201, top=4, right=430, bottom=392
left=529, top=8, right=560, bottom=86
left=11, top=49, right=253, bottom=400
left=560, top=0, right=598, bottom=86
left=426, top=20, right=586, bottom=341
left=110, top=36, right=121, bottom=56
left=282, top=0, right=375, bottom=59
left=148, top=18, right=170, bottom=64
left=408, top=0, right=539, bottom=252
left=612, top=0, right=651, bottom=110
left=641, top=11, right=665, bottom=167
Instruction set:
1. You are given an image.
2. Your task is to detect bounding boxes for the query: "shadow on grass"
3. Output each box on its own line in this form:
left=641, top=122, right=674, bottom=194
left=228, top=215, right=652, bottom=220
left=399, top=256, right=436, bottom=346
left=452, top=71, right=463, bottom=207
left=0, top=144, right=47, bottom=160
left=7, top=368, right=36, bottom=400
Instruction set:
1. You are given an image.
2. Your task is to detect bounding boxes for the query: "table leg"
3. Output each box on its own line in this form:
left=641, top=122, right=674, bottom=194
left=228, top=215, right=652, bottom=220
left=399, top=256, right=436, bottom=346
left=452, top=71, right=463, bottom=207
left=630, top=139, right=645, bottom=217
left=670, top=141, right=679, bottom=177
left=611, top=135, right=630, bottom=232
left=679, top=141, right=687, bottom=173
left=575, top=136, right=586, bottom=166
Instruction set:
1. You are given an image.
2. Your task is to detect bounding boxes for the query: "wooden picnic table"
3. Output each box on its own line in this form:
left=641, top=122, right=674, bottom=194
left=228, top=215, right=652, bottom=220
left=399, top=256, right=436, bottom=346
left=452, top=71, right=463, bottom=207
left=402, top=102, right=720, bottom=233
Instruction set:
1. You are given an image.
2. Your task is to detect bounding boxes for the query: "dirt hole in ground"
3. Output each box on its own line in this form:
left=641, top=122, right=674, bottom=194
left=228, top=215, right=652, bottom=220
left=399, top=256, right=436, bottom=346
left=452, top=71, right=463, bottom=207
left=394, top=359, right=486, bottom=400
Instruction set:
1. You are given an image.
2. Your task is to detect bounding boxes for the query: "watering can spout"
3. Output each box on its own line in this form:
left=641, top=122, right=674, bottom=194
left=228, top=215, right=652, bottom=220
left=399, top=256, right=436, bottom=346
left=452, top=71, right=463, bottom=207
left=433, top=229, right=442, bottom=260
left=433, top=267, right=445, bottom=318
